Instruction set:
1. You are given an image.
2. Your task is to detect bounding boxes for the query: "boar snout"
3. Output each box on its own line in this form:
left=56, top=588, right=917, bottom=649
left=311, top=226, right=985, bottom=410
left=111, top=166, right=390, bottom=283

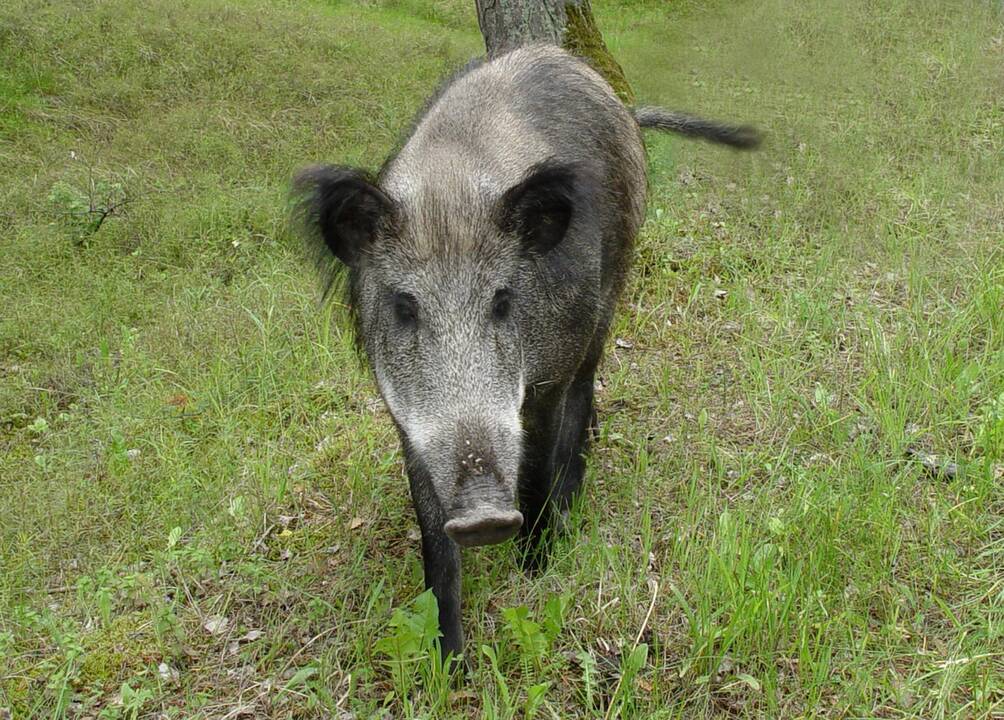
left=445, top=506, right=523, bottom=547
left=444, top=474, right=523, bottom=547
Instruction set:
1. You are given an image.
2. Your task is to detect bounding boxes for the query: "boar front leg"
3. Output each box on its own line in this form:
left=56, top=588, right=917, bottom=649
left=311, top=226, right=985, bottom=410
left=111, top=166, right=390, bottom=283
left=404, top=451, right=464, bottom=661
left=547, top=369, right=597, bottom=521
left=517, top=365, right=597, bottom=570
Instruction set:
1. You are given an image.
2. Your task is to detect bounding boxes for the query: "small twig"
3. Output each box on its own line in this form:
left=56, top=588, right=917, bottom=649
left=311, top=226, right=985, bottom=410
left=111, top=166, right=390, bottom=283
left=251, top=522, right=276, bottom=553
left=603, top=579, right=659, bottom=720
left=278, top=626, right=337, bottom=676
left=632, top=581, right=659, bottom=649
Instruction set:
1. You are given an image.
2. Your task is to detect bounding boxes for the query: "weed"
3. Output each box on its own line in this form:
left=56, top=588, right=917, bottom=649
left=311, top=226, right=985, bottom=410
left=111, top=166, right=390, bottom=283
left=375, top=589, right=453, bottom=713
left=47, top=176, right=129, bottom=246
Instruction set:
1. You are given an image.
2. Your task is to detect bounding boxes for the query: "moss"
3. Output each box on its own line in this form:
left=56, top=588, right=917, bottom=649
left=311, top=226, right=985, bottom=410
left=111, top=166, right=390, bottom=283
left=78, top=612, right=158, bottom=689
left=562, top=3, right=635, bottom=104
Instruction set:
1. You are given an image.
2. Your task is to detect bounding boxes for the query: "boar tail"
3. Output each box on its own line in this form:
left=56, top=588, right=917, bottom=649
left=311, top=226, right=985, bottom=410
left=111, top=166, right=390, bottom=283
left=633, top=107, right=761, bottom=149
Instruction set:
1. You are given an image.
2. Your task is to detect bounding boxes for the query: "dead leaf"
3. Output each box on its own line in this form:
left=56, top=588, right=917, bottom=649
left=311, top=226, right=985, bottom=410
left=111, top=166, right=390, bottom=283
left=158, top=662, right=180, bottom=683
left=348, top=517, right=365, bottom=530
left=905, top=447, right=959, bottom=480
left=449, top=689, right=478, bottom=703
left=203, top=615, right=230, bottom=635
left=240, top=629, right=264, bottom=643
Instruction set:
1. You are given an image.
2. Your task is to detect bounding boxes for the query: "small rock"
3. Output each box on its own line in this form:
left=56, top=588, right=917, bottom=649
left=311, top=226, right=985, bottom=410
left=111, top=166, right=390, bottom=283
left=125, top=448, right=141, bottom=461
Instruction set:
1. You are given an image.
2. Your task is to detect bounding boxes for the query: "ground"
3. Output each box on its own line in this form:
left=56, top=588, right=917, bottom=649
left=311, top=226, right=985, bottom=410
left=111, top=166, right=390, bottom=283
left=1, top=0, right=1002, bottom=718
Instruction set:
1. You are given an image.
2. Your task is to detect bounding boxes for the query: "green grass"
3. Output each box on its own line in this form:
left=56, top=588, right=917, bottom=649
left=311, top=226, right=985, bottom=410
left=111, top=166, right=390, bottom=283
left=1, top=0, right=1002, bottom=717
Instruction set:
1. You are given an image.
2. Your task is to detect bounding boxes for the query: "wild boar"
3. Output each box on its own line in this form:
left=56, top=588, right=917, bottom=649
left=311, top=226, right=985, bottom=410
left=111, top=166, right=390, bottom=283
left=294, top=44, right=759, bottom=660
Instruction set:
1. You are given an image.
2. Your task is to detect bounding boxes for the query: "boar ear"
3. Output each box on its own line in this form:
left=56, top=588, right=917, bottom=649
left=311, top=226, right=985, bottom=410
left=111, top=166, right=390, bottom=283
left=497, top=161, right=579, bottom=255
left=292, top=165, right=394, bottom=267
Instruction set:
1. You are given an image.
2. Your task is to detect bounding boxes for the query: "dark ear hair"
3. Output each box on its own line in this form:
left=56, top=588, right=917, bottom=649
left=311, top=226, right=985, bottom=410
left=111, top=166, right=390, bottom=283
left=497, top=161, right=579, bottom=255
left=292, top=165, right=394, bottom=267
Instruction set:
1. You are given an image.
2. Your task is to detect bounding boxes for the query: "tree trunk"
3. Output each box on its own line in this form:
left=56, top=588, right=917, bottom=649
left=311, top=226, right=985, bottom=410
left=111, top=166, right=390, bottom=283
left=474, top=0, right=634, bottom=104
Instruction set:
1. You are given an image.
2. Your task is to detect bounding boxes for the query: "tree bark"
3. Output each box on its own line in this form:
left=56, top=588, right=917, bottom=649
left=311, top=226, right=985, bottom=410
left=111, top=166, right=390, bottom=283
left=474, top=0, right=634, bottom=104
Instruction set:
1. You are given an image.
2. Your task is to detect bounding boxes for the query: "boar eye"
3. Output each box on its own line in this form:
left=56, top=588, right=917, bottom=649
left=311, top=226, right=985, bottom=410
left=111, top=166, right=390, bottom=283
left=492, top=288, right=512, bottom=321
left=393, top=292, right=418, bottom=326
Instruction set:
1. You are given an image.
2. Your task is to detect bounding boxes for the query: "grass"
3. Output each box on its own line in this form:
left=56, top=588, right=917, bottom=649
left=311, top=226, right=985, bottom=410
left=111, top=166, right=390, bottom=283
left=1, top=0, right=1002, bottom=717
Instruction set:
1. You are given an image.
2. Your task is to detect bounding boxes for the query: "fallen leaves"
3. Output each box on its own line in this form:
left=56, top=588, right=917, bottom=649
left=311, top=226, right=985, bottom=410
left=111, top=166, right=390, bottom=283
left=240, top=629, right=264, bottom=643
left=227, top=628, right=265, bottom=656
left=203, top=615, right=231, bottom=636
left=905, top=447, right=960, bottom=480
left=166, top=393, right=190, bottom=408
left=158, top=662, right=180, bottom=683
